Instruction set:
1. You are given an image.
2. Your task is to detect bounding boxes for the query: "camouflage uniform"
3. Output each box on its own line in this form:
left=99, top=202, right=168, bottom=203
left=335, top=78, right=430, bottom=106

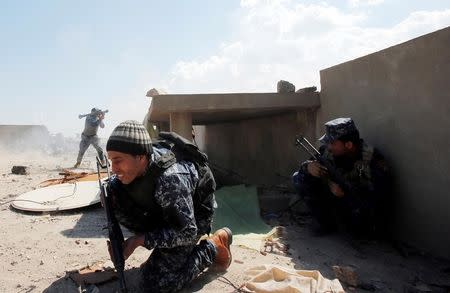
left=108, top=146, right=217, bottom=292
left=293, top=118, right=391, bottom=236
left=76, top=113, right=104, bottom=165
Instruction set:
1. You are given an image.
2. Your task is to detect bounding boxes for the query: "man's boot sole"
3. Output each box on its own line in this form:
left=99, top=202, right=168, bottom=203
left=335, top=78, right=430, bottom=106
left=218, top=227, right=233, bottom=247
left=215, top=227, right=233, bottom=268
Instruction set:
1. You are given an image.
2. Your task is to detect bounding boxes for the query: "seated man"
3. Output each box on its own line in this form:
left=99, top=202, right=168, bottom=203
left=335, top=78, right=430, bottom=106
left=293, top=118, right=391, bottom=237
left=105, top=120, right=232, bottom=292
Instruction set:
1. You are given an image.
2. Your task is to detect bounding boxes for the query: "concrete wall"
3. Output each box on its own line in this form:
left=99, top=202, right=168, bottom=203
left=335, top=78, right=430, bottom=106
left=202, top=110, right=317, bottom=186
left=319, top=27, right=450, bottom=258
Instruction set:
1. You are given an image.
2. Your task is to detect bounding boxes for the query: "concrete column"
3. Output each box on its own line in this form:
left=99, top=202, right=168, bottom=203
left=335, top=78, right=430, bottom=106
left=296, top=108, right=317, bottom=145
left=169, top=112, right=193, bottom=141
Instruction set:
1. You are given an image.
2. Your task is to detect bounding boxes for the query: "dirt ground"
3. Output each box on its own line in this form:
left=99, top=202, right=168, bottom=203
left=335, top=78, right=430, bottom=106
left=1, top=148, right=449, bottom=293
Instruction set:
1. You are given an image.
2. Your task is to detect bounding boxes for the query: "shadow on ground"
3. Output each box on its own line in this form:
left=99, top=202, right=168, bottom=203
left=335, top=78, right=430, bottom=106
left=9, top=204, right=109, bottom=239
left=59, top=206, right=109, bottom=239
left=43, top=267, right=227, bottom=293
left=269, top=206, right=450, bottom=293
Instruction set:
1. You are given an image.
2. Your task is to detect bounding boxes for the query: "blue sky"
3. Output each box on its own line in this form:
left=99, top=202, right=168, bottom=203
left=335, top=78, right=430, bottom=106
left=1, top=0, right=449, bottom=136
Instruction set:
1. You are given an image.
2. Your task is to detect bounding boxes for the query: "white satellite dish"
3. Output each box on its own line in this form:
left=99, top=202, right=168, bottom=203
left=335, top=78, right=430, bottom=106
left=11, top=181, right=101, bottom=212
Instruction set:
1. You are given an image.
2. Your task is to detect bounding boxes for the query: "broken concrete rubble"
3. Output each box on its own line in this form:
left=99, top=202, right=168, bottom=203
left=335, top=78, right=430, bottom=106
left=68, top=262, right=117, bottom=287
left=11, top=165, right=28, bottom=175
left=332, top=265, right=358, bottom=287
left=296, top=86, right=317, bottom=93
left=146, top=88, right=167, bottom=97
left=277, top=80, right=295, bottom=93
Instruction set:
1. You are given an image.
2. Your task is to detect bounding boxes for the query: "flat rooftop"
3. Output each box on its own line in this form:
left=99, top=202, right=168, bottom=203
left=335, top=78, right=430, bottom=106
left=148, top=92, right=320, bottom=124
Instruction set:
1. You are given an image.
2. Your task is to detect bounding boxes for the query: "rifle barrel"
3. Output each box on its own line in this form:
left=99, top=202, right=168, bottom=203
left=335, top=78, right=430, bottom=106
left=295, top=136, right=320, bottom=158
left=302, top=136, right=320, bottom=155
left=96, top=155, right=127, bottom=293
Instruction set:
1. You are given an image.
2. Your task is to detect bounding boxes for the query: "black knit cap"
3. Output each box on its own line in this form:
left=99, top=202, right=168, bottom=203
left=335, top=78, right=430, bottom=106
left=106, top=120, right=153, bottom=156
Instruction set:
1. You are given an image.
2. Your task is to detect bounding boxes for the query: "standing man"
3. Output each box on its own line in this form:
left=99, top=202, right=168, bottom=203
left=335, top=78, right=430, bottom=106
left=74, top=107, right=106, bottom=168
left=105, top=120, right=232, bottom=292
left=293, top=118, right=391, bottom=238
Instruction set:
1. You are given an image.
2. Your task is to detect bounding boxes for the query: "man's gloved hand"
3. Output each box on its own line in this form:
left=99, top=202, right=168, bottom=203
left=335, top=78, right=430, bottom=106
left=307, top=161, right=328, bottom=178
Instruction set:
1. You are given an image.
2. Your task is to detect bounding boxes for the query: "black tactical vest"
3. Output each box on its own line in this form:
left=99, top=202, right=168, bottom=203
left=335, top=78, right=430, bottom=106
left=109, top=132, right=216, bottom=234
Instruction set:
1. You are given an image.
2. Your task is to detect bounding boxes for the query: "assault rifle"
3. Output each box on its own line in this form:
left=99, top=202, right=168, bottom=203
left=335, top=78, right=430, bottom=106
left=96, top=155, right=128, bottom=293
left=295, top=135, right=354, bottom=195
left=79, top=109, right=109, bottom=119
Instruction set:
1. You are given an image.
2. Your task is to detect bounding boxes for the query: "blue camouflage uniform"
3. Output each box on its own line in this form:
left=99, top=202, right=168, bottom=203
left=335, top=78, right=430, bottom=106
left=76, top=111, right=104, bottom=165
left=293, top=118, right=391, bottom=237
left=108, top=145, right=217, bottom=292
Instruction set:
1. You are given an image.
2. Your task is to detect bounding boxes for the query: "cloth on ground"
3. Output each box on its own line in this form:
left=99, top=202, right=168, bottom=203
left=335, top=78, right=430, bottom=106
left=212, top=185, right=273, bottom=251
left=243, top=264, right=344, bottom=293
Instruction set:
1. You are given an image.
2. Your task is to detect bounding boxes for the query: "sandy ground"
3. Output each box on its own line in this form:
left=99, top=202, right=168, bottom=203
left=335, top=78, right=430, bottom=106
left=1, top=148, right=449, bottom=293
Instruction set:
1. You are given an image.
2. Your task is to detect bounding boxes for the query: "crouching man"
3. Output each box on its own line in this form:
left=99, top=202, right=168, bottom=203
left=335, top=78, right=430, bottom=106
left=293, top=118, right=391, bottom=238
left=105, top=120, right=232, bottom=292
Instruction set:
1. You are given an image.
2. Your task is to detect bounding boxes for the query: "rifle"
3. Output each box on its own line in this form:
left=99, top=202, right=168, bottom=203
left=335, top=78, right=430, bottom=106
left=294, top=135, right=354, bottom=195
left=79, top=109, right=109, bottom=119
left=96, top=155, right=128, bottom=293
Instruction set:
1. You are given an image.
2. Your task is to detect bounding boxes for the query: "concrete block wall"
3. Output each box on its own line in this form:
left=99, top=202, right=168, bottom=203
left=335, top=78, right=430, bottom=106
left=202, top=109, right=317, bottom=186
left=318, top=26, right=450, bottom=258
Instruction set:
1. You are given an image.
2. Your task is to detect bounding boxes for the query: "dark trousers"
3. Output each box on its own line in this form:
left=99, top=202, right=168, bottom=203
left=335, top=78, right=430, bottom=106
left=139, top=239, right=216, bottom=292
left=295, top=172, right=377, bottom=236
left=76, top=134, right=104, bottom=164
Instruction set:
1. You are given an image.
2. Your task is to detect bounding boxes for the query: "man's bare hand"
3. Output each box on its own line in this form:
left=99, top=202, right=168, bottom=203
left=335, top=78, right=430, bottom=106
left=328, top=181, right=345, bottom=198
left=307, top=161, right=328, bottom=178
left=107, top=235, right=144, bottom=263
left=123, top=235, right=145, bottom=260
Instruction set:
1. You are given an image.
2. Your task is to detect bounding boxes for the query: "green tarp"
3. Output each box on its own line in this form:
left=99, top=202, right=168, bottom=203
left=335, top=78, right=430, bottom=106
left=212, top=185, right=271, bottom=235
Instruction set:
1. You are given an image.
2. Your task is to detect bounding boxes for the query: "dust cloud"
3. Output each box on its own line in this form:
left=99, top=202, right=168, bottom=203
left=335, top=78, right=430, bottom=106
left=0, top=125, right=79, bottom=156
